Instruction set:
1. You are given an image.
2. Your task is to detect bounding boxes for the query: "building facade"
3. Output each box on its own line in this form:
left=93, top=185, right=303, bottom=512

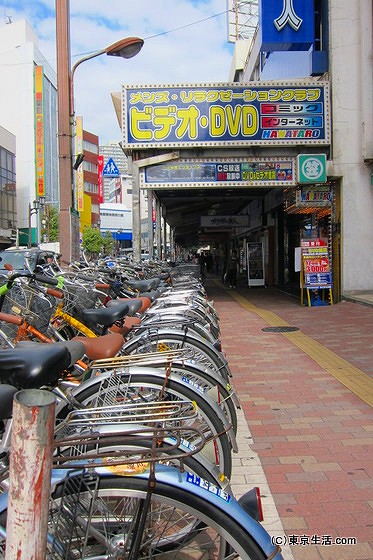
left=228, top=0, right=373, bottom=297
left=0, top=19, right=58, bottom=245
left=0, top=125, right=16, bottom=248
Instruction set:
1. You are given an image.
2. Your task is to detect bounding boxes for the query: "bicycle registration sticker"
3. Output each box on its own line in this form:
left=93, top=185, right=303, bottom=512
left=181, top=376, right=206, bottom=393
left=186, top=473, right=231, bottom=502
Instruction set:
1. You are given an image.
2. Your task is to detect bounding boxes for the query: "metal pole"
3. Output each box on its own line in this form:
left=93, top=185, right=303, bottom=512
left=162, top=210, right=167, bottom=260
left=170, top=226, right=175, bottom=261
left=130, top=151, right=179, bottom=263
left=147, top=190, right=154, bottom=259
left=131, top=158, right=141, bottom=262
left=156, top=198, right=162, bottom=259
left=56, top=0, right=73, bottom=266
left=5, top=389, right=56, bottom=560
left=28, top=203, right=32, bottom=248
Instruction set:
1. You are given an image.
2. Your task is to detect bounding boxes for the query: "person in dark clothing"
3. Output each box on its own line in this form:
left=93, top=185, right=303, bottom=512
left=199, top=251, right=208, bottom=283
left=226, top=249, right=238, bottom=288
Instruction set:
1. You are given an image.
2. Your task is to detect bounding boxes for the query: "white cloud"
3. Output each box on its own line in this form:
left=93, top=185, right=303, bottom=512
left=3, top=0, right=234, bottom=143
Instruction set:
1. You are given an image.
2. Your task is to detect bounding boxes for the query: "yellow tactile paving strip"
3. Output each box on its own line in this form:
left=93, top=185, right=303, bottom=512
left=226, top=289, right=373, bottom=409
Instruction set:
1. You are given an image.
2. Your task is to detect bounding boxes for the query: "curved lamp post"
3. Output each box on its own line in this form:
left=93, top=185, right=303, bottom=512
left=69, top=37, right=144, bottom=118
left=56, top=0, right=143, bottom=266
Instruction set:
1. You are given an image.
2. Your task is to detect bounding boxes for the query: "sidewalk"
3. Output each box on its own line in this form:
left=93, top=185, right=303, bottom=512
left=206, top=278, right=373, bottom=560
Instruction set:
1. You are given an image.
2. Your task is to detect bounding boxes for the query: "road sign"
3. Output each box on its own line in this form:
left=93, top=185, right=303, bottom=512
left=103, top=157, right=120, bottom=177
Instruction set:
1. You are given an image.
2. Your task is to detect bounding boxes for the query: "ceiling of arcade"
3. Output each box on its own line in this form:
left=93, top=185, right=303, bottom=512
left=136, top=146, right=296, bottom=248
left=155, top=185, right=270, bottom=247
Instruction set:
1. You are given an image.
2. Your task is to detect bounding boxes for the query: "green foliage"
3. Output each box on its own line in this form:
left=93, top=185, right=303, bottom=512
left=81, top=227, right=115, bottom=259
left=81, top=226, right=103, bottom=259
left=41, top=205, right=59, bottom=242
left=102, top=230, right=115, bottom=256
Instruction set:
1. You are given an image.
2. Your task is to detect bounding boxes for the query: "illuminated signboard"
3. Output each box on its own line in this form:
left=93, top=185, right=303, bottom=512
left=141, top=158, right=296, bottom=189
left=123, top=81, right=330, bottom=149
left=259, top=0, right=315, bottom=52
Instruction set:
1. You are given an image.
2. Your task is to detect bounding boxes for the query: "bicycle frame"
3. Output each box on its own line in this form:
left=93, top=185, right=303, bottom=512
left=50, top=306, right=97, bottom=338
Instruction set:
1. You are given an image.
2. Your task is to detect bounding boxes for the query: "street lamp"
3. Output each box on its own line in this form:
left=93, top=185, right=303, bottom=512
left=56, top=0, right=143, bottom=267
left=69, top=37, right=144, bottom=119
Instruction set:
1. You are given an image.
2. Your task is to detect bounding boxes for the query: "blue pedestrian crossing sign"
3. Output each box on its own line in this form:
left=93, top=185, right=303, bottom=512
left=103, top=157, right=120, bottom=177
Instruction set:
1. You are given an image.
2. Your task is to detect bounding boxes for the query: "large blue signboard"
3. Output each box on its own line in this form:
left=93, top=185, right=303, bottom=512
left=123, top=82, right=330, bottom=149
left=259, top=0, right=315, bottom=51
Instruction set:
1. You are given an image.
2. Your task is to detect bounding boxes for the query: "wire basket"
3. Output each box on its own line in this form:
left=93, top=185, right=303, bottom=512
left=47, top=471, right=102, bottom=559
left=0, top=281, right=56, bottom=339
left=62, top=282, right=100, bottom=317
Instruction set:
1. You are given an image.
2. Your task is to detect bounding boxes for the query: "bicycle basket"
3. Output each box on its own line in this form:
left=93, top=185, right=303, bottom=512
left=0, top=282, right=55, bottom=338
left=62, top=283, right=99, bottom=316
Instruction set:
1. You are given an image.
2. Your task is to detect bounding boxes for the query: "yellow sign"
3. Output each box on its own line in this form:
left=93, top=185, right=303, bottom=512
left=75, top=116, right=84, bottom=212
left=34, top=66, right=45, bottom=196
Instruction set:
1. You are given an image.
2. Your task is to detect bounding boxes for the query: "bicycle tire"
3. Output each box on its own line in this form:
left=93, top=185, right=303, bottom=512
left=46, top=471, right=268, bottom=559
left=168, top=360, right=238, bottom=433
left=55, top=368, right=233, bottom=478
left=122, top=328, right=232, bottom=380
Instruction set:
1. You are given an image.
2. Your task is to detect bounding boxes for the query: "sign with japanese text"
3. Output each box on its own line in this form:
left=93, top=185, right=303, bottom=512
left=141, top=157, right=296, bottom=189
left=301, top=238, right=328, bottom=249
left=34, top=66, right=45, bottom=197
left=301, top=239, right=332, bottom=288
left=123, top=81, right=330, bottom=149
left=259, top=0, right=315, bottom=52
left=201, top=215, right=249, bottom=227
left=75, top=116, right=84, bottom=212
left=97, top=155, right=104, bottom=203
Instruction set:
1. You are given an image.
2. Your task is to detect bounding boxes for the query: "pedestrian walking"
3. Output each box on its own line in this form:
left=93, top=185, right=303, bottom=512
left=226, top=248, right=239, bottom=288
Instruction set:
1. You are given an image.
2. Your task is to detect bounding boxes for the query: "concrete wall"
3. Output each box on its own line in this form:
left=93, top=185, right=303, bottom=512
left=328, top=0, right=373, bottom=291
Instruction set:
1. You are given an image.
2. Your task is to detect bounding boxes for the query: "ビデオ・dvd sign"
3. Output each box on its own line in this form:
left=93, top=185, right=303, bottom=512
left=123, top=81, right=330, bottom=149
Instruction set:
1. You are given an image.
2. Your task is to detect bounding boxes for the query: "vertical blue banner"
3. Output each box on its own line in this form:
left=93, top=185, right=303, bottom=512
left=260, top=0, right=315, bottom=51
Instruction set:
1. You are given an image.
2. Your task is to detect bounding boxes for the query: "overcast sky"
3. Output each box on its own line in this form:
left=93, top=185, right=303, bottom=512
left=1, top=0, right=236, bottom=144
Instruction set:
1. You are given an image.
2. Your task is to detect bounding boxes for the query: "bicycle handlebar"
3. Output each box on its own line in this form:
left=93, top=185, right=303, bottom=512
left=33, top=273, right=59, bottom=286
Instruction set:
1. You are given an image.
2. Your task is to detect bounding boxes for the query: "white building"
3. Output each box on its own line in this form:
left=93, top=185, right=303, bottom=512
left=0, top=19, right=58, bottom=242
left=0, top=125, right=16, bottom=247
left=99, top=202, right=132, bottom=250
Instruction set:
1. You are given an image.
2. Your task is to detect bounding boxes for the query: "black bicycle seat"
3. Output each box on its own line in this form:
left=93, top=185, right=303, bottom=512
left=106, top=298, right=142, bottom=316
left=126, top=278, right=159, bottom=292
left=0, top=384, right=18, bottom=420
left=81, top=303, right=129, bottom=327
left=0, top=344, right=71, bottom=389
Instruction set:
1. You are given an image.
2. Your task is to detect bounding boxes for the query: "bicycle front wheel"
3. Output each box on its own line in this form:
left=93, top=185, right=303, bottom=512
left=46, top=471, right=268, bottom=559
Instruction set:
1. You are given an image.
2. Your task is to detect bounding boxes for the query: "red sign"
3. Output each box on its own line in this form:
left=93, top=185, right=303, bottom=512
left=304, top=256, right=330, bottom=274
left=97, top=155, right=104, bottom=203
left=301, top=238, right=328, bottom=248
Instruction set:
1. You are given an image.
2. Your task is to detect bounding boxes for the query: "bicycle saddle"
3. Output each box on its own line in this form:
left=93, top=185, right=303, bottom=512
left=0, top=384, right=18, bottom=420
left=72, top=333, right=124, bottom=360
left=126, top=278, right=159, bottom=292
left=106, top=297, right=142, bottom=316
left=139, top=289, right=160, bottom=302
left=0, top=344, right=72, bottom=389
left=81, top=303, right=129, bottom=327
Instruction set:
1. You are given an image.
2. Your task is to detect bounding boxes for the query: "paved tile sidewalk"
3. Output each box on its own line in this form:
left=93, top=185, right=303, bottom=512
left=208, top=281, right=373, bottom=560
